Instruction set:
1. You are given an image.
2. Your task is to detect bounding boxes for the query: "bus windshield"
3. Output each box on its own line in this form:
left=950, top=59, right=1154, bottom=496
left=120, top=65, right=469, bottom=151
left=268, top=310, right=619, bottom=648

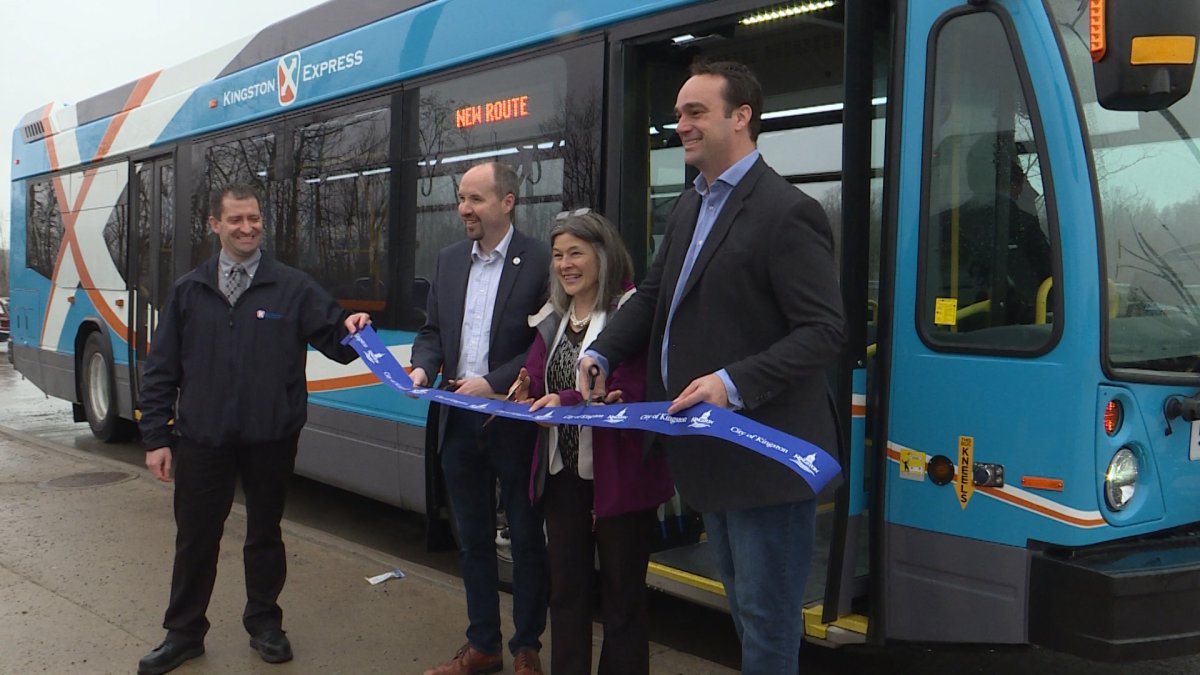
left=1050, top=0, right=1200, bottom=377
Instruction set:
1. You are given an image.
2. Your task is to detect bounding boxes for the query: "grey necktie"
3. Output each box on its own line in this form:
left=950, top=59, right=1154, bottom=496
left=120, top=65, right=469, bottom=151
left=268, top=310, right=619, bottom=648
left=223, top=264, right=248, bottom=306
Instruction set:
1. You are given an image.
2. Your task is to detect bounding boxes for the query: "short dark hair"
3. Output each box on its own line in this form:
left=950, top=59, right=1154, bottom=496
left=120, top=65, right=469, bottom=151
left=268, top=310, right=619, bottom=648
left=690, top=60, right=763, bottom=141
left=479, top=161, right=520, bottom=204
left=209, top=184, right=260, bottom=220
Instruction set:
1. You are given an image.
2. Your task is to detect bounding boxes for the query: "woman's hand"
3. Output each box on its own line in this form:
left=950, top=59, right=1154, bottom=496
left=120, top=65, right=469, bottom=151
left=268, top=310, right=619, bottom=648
left=529, top=393, right=562, bottom=412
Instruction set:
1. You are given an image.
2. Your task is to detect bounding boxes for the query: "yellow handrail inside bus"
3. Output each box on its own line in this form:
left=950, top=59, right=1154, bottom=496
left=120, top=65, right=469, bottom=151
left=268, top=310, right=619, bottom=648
left=1035, top=276, right=1053, bottom=324
left=956, top=298, right=990, bottom=320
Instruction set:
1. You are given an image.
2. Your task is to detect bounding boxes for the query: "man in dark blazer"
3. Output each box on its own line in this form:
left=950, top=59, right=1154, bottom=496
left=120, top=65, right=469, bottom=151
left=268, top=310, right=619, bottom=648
left=410, top=161, right=550, bottom=675
left=582, top=62, right=845, bottom=675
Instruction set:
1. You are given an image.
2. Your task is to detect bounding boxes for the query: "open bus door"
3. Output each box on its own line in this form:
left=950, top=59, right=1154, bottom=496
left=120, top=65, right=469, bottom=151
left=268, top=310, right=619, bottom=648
left=129, top=157, right=175, bottom=411
left=607, top=0, right=888, bottom=643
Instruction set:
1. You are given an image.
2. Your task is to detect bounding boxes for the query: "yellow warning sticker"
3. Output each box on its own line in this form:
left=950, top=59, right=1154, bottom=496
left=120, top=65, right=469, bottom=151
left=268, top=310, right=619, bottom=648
left=899, top=449, right=927, bottom=482
left=957, top=436, right=974, bottom=509
left=935, top=298, right=958, bottom=326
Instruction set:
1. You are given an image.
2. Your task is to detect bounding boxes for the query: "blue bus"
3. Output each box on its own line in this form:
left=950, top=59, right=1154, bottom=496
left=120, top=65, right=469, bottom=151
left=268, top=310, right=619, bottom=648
left=10, top=0, right=1200, bottom=660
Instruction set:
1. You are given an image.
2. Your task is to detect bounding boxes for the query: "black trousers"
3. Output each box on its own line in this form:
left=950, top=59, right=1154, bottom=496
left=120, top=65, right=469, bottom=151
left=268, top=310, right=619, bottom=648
left=543, top=471, right=655, bottom=675
left=163, top=434, right=298, bottom=642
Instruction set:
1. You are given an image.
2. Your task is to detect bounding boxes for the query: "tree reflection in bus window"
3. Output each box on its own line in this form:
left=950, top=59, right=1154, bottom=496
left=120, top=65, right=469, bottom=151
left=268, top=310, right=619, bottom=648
left=291, top=107, right=390, bottom=316
left=409, top=45, right=602, bottom=283
left=26, top=180, right=63, bottom=279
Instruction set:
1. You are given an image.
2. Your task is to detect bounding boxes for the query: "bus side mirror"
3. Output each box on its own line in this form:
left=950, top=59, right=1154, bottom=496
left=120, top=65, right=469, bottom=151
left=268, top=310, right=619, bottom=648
left=1093, top=0, right=1200, bottom=111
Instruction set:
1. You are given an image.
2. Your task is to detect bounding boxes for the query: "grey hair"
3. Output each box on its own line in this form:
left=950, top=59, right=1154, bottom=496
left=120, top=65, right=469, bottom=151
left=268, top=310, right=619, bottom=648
left=548, top=211, right=634, bottom=316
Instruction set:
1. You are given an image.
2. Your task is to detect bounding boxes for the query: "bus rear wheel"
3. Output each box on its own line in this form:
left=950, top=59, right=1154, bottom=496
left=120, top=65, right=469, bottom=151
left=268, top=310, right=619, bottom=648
left=80, top=333, right=132, bottom=442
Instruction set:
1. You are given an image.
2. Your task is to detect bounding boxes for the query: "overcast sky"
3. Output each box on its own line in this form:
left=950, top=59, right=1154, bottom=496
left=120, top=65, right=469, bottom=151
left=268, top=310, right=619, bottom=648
left=2, top=0, right=328, bottom=246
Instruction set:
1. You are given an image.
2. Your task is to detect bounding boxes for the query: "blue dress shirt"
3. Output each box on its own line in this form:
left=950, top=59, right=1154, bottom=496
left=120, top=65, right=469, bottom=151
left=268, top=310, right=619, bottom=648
left=590, top=150, right=760, bottom=409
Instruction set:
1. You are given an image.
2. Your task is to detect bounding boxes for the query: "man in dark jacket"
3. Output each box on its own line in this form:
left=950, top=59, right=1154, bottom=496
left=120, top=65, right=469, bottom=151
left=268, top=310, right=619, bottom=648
left=136, top=184, right=370, bottom=675
left=582, top=61, right=845, bottom=674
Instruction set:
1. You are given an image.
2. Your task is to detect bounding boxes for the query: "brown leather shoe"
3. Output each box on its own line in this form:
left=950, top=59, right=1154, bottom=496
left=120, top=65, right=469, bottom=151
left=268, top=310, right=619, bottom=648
left=513, top=648, right=544, bottom=675
left=422, top=643, right=502, bottom=675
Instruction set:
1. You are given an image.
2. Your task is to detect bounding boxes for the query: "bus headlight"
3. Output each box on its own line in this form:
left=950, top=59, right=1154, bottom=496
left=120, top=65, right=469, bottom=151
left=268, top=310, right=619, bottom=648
left=1104, top=447, right=1139, bottom=511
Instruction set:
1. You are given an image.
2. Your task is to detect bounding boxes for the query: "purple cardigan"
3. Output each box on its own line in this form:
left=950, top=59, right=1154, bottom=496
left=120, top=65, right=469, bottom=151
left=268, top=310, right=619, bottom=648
left=524, top=312, right=674, bottom=518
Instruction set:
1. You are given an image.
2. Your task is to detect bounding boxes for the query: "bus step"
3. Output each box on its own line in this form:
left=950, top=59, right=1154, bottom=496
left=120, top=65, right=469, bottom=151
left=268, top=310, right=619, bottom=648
left=802, top=604, right=868, bottom=646
left=648, top=542, right=727, bottom=612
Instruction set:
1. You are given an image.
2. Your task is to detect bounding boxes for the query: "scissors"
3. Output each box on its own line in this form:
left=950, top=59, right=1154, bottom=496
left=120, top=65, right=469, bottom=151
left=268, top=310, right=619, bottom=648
left=586, top=364, right=605, bottom=404
left=482, top=372, right=527, bottom=427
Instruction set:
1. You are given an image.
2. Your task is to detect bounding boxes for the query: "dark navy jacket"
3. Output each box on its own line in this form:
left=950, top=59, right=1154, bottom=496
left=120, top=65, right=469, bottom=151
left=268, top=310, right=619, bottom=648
left=410, top=227, right=550, bottom=451
left=138, top=253, right=356, bottom=449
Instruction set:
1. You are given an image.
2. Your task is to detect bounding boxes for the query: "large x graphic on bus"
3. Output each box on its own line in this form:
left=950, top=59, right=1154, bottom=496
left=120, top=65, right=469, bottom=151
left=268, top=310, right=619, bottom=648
left=39, top=72, right=162, bottom=350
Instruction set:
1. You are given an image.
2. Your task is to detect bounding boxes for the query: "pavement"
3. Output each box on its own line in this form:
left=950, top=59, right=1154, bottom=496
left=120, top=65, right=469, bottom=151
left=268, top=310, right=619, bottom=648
left=0, top=424, right=736, bottom=674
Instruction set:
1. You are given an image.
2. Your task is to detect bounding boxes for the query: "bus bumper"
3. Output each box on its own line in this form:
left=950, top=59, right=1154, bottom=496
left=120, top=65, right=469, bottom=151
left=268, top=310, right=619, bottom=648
left=1029, top=533, right=1200, bottom=661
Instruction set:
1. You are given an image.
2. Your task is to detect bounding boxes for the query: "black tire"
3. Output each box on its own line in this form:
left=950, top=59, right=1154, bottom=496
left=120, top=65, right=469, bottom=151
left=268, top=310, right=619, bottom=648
left=80, top=333, right=131, bottom=442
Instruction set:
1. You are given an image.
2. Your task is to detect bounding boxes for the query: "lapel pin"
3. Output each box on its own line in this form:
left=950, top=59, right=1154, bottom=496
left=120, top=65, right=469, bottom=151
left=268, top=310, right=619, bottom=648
left=512, top=256, right=521, bottom=266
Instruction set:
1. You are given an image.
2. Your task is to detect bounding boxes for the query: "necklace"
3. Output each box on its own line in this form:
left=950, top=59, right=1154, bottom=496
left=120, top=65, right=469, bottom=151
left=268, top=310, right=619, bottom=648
left=569, top=310, right=591, bottom=331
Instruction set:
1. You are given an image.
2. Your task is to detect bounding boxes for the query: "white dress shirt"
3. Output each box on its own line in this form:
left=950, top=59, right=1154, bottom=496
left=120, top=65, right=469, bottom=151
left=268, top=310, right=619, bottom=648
left=457, top=225, right=514, bottom=379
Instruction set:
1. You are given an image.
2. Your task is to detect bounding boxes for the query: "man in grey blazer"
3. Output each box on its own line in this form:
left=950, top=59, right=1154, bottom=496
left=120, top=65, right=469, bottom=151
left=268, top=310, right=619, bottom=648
left=582, top=62, right=845, bottom=674
left=410, top=162, right=550, bottom=675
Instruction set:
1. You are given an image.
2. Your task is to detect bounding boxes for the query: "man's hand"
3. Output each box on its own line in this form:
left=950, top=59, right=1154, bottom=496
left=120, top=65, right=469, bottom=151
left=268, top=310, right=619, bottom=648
left=668, top=373, right=729, bottom=414
left=146, top=447, right=173, bottom=483
left=453, top=377, right=494, bottom=397
left=577, top=356, right=607, bottom=402
left=409, top=367, right=429, bottom=391
left=344, top=312, right=371, bottom=334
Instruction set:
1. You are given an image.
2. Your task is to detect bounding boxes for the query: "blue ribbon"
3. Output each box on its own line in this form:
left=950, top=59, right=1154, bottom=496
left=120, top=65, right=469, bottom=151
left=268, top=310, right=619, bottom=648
left=344, top=327, right=841, bottom=494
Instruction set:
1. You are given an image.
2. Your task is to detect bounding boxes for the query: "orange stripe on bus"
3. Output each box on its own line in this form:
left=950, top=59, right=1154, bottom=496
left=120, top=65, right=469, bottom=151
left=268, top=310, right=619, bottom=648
left=40, top=103, right=58, bottom=168
left=307, top=373, right=385, bottom=392
left=94, top=71, right=161, bottom=161
left=978, top=485, right=1104, bottom=527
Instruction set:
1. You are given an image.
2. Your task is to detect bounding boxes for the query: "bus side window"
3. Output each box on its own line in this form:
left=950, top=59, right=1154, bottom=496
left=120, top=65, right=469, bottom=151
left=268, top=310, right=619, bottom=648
left=26, top=180, right=64, bottom=279
left=920, top=11, right=1058, bottom=350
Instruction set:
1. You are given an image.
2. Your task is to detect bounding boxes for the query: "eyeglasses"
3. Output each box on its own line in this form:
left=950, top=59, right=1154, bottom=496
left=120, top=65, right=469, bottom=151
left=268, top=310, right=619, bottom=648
left=555, top=207, right=592, bottom=220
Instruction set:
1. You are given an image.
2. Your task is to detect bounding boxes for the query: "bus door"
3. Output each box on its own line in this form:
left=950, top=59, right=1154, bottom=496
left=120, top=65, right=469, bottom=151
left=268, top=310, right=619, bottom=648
left=880, top=0, right=1066, bottom=644
left=129, top=157, right=175, bottom=404
left=609, top=1, right=889, bottom=638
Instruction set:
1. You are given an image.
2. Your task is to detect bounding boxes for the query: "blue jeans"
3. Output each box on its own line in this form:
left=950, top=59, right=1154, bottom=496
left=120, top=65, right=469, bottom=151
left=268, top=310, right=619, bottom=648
left=703, top=500, right=817, bottom=675
left=441, top=408, right=547, bottom=655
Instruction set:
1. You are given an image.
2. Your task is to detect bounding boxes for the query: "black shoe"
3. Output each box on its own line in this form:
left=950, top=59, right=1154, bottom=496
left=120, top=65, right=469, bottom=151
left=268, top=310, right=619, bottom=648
left=137, top=640, right=204, bottom=675
left=249, top=628, right=293, bottom=664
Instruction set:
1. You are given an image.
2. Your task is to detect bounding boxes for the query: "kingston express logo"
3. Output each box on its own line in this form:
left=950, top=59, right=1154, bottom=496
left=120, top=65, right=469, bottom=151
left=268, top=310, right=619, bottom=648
left=277, top=52, right=300, bottom=106
left=220, top=49, right=365, bottom=108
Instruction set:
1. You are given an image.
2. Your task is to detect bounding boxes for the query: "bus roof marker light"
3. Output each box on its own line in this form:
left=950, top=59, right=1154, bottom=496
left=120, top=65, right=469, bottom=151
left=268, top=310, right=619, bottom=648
left=1090, top=0, right=1107, bottom=62
left=1104, top=399, right=1123, bottom=436
left=739, top=1, right=836, bottom=27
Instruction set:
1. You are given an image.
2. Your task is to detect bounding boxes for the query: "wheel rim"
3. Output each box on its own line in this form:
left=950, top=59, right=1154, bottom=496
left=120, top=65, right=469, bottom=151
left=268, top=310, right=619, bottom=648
left=86, top=351, right=110, bottom=420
